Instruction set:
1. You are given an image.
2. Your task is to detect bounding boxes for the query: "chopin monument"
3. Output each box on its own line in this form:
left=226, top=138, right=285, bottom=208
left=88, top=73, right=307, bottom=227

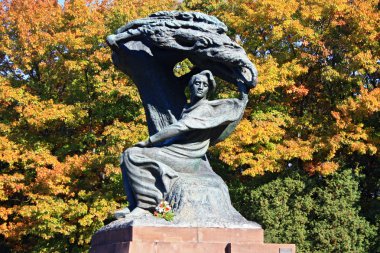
left=91, top=11, right=295, bottom=253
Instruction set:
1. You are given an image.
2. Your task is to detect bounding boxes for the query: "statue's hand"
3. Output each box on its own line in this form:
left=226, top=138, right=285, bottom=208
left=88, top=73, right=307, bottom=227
left=106, top=34, right=118, bottom=48
left=134, top=139, right=151, bottom=148
left=168, top=110, right=177, bottom=124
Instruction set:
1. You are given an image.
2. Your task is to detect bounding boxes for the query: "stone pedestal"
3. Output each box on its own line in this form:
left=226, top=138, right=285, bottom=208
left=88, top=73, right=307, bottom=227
left=90, top=225, right=295, bottom=253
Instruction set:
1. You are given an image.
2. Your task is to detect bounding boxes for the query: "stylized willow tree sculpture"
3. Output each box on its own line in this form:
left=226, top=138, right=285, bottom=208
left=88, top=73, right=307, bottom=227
left=107, top=11, right=257, bottom=134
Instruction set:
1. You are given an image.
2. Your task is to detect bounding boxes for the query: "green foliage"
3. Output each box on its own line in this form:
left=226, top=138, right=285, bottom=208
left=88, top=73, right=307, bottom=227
left=173, top=58, right=194, bottom=77
left=224, top=167, right=376, bottom=253
left=154, top=211, right=175, bottom=222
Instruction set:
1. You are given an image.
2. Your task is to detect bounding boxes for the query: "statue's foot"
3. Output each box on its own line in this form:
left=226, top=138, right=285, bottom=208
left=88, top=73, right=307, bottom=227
left=114, top=207, right=150, bottom=219
left=114, top=207, right=131, bottom=219
left=128, top=207, right=150, bottom=217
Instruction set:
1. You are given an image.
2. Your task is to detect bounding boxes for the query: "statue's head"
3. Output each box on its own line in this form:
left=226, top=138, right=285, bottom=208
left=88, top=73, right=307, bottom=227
left=189, top=70, right=216, bottom=100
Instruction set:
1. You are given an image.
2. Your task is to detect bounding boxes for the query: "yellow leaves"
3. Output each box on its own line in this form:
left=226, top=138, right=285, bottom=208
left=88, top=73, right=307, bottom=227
left=232, top=119, right=256, bottom=146
left=341, top=88, right=380, bottom=117
left=216, top=119, right=253, bottom=167
left=65, top=153, right=95, bottom=176
left=0, top=136, right=21, bottom=166
left=1, top=153, right=119, bottom=243
left=1, top=79, right=89, bottom=131
left=323, top=87, right=380, bottom=160
left=66, top=199, right=88, bottom=219
left=359, top=88, right=380, bottom=114
left=0, top=207, right=13, bottom=221
left=0, top=80, right=31, bottom=107
left=1, top=136, right=70, bottom=198
left=305, top=161, right=339, bottom=175
left=238, top=138, right=314, bottom=176
left=346, top=0, right=379, bottom=44
left=0, top=220, right=25, bottom=240
left=272, top=19, right=315, bottom=42
left=251, top=117, right=287, bottom=144
left=334, top=87, right=379, bottom=141
left=242, top=158, right=279, bottom=176
left=215, top=110, right=298, bottom=176
left=366, top=144, right=378, bottom=155
left=21, top=99, right=85, bottom=131
left=19, top=196, right=77, bottom=239
left=286, top=19, right=315, bottom=39
left=0, top=173, right=25, bottom=201
left=0, top=0, right=63, bottom=67
left=277, top=139, right=314, bottom=161
left=298, top=0, right=332, bottom=22
left=221, top=110, right=289, bottom=151
left=91, top=48, right=110, bottom=64
left=248, top=0, right=299, bottom=23
left=95, top=74, right=141, bottom=102
left=253, top=57, right=285, bottom=94
left=106, top=0, right=178, bottom=30
left=35, top=164, right=71, bottom=196
left=64, top=60, right=88, bottom=72
left=349, top=142, right=373, bottom=155
left=74, top=198, right=119, bottom=245
left=102, top=119, right=148, bottom=156
left=281, top=60, right=309, bottom=78
left=321, top=66, right=341, bottom=83
left=286, top=84, right=309, bottom=101
left=78, top=213, right=93, bottom=227
left=325, top=134, right=342, bottom=160
left=352, top=50, right=379, bottom=74
left=253, top=57, right=309, bottom=95
left=88, top=198, right=117, bottom=221
left=103, top=163, right=120, bottom=177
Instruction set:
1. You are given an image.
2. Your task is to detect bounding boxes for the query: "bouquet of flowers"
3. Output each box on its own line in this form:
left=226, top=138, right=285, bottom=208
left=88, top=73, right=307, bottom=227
left=153, top=200, right=174, bottom=222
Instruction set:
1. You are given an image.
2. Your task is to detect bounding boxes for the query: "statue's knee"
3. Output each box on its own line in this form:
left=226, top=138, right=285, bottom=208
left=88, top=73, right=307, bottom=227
left=127, top=146, right=140, bottom=154
left=122, top=147, right=142, bottom=161
left=120, top=148, right=138, bottom=172
left=120, top=149, right=132, bottom=166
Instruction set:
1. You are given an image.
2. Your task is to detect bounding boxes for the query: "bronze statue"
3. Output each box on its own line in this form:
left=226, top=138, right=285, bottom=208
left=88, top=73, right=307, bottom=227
left=107, top=11, right=259, bottom=227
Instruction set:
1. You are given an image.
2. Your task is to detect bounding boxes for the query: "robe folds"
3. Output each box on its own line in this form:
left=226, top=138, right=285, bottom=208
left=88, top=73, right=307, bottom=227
left=121, top=96, right=248, bottom=210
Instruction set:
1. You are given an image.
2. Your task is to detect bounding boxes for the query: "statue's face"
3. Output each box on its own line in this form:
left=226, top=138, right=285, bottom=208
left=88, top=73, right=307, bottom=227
left=190, top=75, right=209, bottom=99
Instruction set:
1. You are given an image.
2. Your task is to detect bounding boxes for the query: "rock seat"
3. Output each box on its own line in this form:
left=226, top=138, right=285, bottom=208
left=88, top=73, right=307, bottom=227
left=166, top=171, right=257, bottom=227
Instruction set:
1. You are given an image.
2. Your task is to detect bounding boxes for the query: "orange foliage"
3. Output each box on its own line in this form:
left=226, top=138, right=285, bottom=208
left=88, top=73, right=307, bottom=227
left=184, top=0, right=379, bottom=176
left=305, top=161, right=339, bottom=176
left=0, top=0, right=177, bottom=251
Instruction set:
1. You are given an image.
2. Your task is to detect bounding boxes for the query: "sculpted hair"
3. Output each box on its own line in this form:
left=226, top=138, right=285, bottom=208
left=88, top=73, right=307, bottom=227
left=189, top=70, right=217, bottom=97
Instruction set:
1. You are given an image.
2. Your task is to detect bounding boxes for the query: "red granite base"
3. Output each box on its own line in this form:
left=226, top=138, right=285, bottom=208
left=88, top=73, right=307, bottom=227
left=90, top=226, right=295, bottom=253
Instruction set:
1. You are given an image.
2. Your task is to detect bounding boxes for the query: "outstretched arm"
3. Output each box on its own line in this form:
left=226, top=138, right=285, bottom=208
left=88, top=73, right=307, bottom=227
left=134, top=122, right=190, bottom=147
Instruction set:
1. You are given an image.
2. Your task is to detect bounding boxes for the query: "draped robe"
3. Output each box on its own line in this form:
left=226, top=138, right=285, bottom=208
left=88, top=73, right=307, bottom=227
left=121, top=95, right=248, bottom=210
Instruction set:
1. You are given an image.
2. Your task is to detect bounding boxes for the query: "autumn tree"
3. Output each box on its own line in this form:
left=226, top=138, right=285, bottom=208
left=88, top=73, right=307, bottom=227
left=182, top=0, right=379, bottom=176
left=0, top=0, right=176, bottom=252
left=183, top=0, right=379, bottom=252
